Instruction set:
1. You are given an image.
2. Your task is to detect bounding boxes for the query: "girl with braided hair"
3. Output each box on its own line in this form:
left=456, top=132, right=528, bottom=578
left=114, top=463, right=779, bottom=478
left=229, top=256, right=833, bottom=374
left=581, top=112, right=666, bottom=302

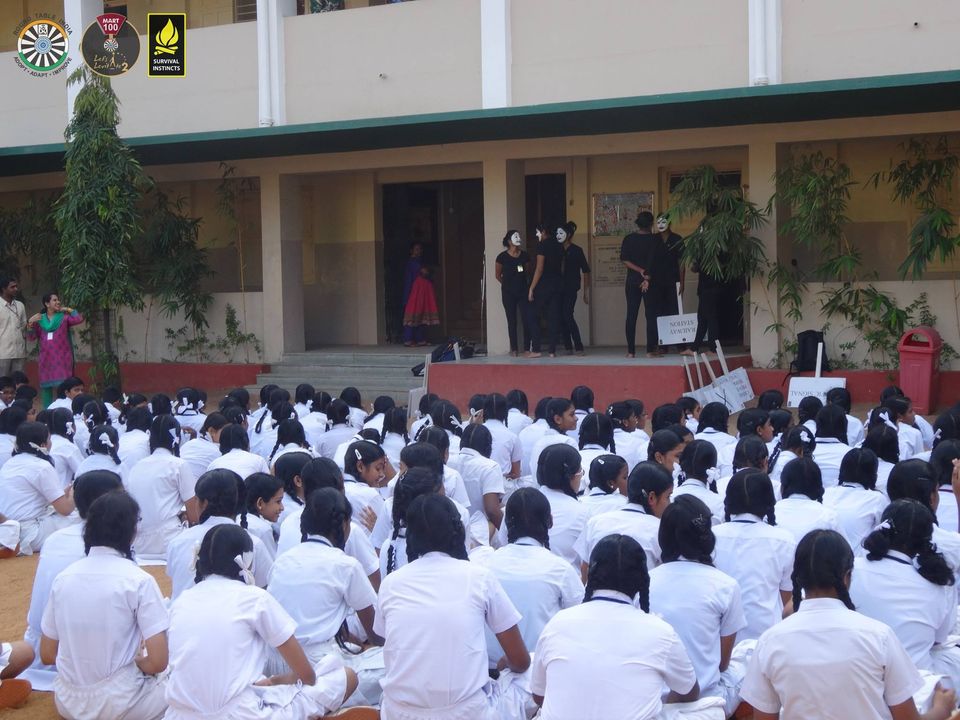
left=851, top=499, right=960, bottom=689
left=717, top=408, right=773, bottom=478
left=268, top=418, right=314, bottom=467
left=45, top=406, right=83, bottom=488
left=531, top=533, right=700, bottom=719
left=769, top=424, right=816, bottom=487
left=577, top=412, right=616, bottom=491
left=675, top=439, right=724, bottom=524
left=581, top=453, right=628, bottom=517
left=411, top=425, right=471, bottom=508
left=536, top=443, right=588, bottom=569
left=448, top=423, right=505, bottom=531
left=380, top=466, right=445, bottom=577
left=714, top=469, right=796, bottom=642
left=483, top=392, right=522, bottom=479
left=823, top=448, right=888, bottom=552
left=741, top=529, right=958, bottom=720
left=693, top=402, right=735, bottom=456
left=774, top=457, right=842, bottom=544
left=75, top=424, right=127, bottom=483
left=651, top=495, right=747, bottom=717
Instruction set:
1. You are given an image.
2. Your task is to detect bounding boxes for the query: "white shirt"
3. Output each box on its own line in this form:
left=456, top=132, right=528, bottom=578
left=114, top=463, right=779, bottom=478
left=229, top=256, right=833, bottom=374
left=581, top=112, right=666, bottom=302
left=127, top=448, right=196, bottom=547
left=178, top=437, right=222, bottom=482
left=741, top=598, right=922, bottom=720
left=850, top=552, right=954, bottom=672
left=916, top=415, right=935, bottom=451
left=478, top=538, right=584, bottom=666
left=72, top=419, right=89, bottom=455
left=876, top=460, right=895, bottom=495
left=76, top=453, right=128, bottom=484
left=268, top=535, right=376, bottom=650
left=206, top=448, right=270, bottom=480
left=347, top=406, right=366, bottom=431
left=166, top=516, right=273, bottom=600
left=375, top=552, right=521, bottom=713
left=27, top=523, right=85, bottom=649
left=574, top=502, right=660, bottom=572
left=612, top=428, right=644, bottom=471
left=534, top=486, right=587, bottom=567
left=566, top=409, right=591, bottom=440
left=773, top=495, right=842, bottom=544
left=166, top=576, right=298, bottom=717
left=174, top=410, right=207, bottom=436
left=650, top=560, right=746, bottom=692
left=811, top=437, right=852, bottom=487
left=248, top=424, right=278, bottom=459
left=342, top=476, right=386, bottom=534
left=362, top=413, right=385, bottom=435
left=0, top=453, right=65, bottom=520
left=117, top=428, right=150, bottom=471
left=673, top=479, right=725, bottom=524
left=769, top=449, right=797, bottom=485
left=529, top=430, right=578, bottom=482
left=713, top=514, right=795, bottom=641
left=447, top=448, right=505, bottom=517
left=377, top=499, right=476, bottom=578
left=506, top=408, right=532, bottom=435
left=531, top=591, right=697, bottom=720
left=50, top=434, right=83, bottom=488
left=694, top=427, right=737, bottom=456
left=41, top=547, right=169, bottom=687
left=898, top=422, right=923, bottom=460
left=0, top=434, right=14, bottom=468
left=576, top=445, right=609, bottom=490
left=381, top=432, right=407, bottom=469
left=484, top=419, right=522, bottom=477
left=518, top=419, right=550, bottom=476
left=409, top=415, right=430, bottom=441
left=846, top=414, right=865, bottom=448
left=46, top=397, right=72, bottom=412
left=271, top=443, right=317, bottom=468
left=245, top=513, right=277, bottom=558
left=277, top=505, right=379, bottom=577
left=580, top=488, right=628, bottom=517
left=823, top=484, right=888, bottom=553
left=0, top=297, right=26, bottom=359
left=299, top=412, right=328, bottom=450
left=932, top=524, right=960, bottom=576
left=937, top=488, right=959, bottom=534
left=316, top=424, right=356, bottom=460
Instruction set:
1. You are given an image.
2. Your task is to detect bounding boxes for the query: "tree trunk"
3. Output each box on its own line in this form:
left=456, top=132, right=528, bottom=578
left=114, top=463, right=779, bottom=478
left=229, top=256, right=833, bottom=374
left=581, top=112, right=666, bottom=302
left=101, top=307, right=121, bottom=389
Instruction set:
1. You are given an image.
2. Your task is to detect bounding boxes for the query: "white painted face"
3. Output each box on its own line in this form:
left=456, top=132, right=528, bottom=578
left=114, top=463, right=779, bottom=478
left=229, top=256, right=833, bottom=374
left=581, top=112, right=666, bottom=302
left=510, top=232, right=522, bottom=247
left=657, top=217, right=670, bottom=232
left=556, top=228, right=567, bottom=243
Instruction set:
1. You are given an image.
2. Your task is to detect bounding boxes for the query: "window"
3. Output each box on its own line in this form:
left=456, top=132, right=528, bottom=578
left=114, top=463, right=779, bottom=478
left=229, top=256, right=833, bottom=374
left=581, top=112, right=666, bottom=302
left=234, top=0, right=257, bottom=22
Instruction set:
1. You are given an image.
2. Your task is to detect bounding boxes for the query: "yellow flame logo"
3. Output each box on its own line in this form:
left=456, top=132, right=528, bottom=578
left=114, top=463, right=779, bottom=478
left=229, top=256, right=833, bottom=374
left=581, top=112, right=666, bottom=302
left=154, top=18, right=178, bottom=54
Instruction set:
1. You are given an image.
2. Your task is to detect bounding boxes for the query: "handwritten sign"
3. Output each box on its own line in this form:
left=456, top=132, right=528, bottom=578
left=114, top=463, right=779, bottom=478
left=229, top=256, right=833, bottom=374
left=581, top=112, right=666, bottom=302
left=787, top=377, right=846, bottom=408
left=657, top=313, right=699, bottom=345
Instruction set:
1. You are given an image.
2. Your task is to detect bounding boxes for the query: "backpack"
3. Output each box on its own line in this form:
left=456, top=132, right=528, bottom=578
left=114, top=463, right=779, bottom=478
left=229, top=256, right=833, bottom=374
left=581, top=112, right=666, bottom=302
left=791, top=330, right=830, bottom=374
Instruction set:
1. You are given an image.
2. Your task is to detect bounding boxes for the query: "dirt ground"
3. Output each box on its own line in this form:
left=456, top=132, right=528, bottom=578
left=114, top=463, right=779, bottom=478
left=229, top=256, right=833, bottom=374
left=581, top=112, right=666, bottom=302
left=0, top=555, right=171, bottom=719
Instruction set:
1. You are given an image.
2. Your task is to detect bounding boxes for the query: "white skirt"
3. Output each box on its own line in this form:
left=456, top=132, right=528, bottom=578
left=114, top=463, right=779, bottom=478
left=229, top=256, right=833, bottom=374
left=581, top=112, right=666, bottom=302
left=18, top=511, right=79, bottom=555
left=134, top=518, right=185, bottom=562
left=54, top=662, right=167, bottom=720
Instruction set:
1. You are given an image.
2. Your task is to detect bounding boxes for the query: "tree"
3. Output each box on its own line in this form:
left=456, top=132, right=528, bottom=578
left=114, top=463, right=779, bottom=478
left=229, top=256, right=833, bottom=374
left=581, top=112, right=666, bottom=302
left=53, top=67, right=150, bottom=388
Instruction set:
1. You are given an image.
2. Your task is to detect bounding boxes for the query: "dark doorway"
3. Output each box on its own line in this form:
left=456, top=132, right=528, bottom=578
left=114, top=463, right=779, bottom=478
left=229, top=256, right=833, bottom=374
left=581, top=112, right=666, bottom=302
left=382, top=180, right=485, bottom=344
left=525, top=173, right=567, bottom=242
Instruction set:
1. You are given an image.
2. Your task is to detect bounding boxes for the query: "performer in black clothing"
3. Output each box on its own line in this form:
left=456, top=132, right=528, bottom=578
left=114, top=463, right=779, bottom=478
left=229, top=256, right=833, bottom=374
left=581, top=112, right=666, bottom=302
left=527, top=225, right=564, bottom=358
left=683, top=260, right=723, bottom=356
left=495, top=229, right=532, bottom=356
left=620, top=211, right=654, bottom=358
left=643, top=213, right=685, bottom=355
left=559, top=221, right=591, bottom=355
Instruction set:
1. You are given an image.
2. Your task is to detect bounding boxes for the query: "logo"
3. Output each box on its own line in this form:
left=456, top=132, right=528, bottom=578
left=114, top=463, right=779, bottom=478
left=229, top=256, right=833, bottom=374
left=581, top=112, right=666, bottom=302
left=147, top=13, right=185, bottom=77
left=14, top=17, right=71, bottom=76
left=81, top=13, right=140, bottom=76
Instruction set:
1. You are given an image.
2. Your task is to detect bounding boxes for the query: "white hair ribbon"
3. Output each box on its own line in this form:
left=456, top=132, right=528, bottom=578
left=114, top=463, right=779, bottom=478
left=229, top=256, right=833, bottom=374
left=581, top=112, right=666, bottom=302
left=799, top=428, right=812, bottom=443
left=98, top=432, right=114, bottom=449
left=874, top=519, right=893, bottom=533
left=27, top=441, right=50, bottom=456
left=197, top=400, right=205, bottom=412
left=705, top=467, right=721, bottom=483
left=596, top=457, right=605, bottom=465
left=234, top=552, right=255, bottom=585
left=169, top=427, right=180, bottom=447
left=469, top=408, right=480, bottom=419
left=188, top=541, right=202, bottom=573
left=65, top=421, right=75, bottom=437
left=934, top=428, right=943, bottom=441
left=879, top=411, right=898, bottom=431
left=305, top=399, right=313, bottom=411
left=147, top=402, right=153, bottom=414
left=122, top=393, right=129, bottom=405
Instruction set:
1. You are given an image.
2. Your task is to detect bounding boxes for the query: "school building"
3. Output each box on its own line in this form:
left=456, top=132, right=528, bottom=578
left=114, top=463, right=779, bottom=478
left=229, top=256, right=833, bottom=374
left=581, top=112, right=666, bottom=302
left=1, top=0, right=960, bottom=384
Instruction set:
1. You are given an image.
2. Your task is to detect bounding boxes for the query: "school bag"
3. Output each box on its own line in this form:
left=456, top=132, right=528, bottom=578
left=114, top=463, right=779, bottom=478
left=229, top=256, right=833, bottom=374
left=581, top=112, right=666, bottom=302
left=790, top=329, right=831, bottom=374
left=411, top=338, right=470, bottom=377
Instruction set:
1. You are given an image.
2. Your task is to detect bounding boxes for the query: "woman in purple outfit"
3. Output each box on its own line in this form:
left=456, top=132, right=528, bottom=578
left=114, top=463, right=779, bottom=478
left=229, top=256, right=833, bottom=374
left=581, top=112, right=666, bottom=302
left=26, top=293, right=84, bottom=408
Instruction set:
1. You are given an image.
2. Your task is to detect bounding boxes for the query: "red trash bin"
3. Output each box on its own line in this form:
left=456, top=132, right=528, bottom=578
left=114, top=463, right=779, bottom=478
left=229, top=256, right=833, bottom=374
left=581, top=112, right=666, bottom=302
left=898, top=326, right=942, bottom=415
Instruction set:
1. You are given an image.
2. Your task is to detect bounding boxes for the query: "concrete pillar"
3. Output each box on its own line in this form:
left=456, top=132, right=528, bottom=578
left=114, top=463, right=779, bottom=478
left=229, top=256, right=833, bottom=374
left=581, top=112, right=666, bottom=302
left=354, top=172, right=382, bottom=345
left=260, top=173, right=305, bottom=361
left=480, top=0, right=511, bottom=108
left=748, top=0, right=782, bottom=86
left=64, top=0, right=102, bottom=123
left=747, top=141, right=780, bottom=367
left=256, top=0, right=295, bottom=126
left=482, top=159, right=525, bottom=355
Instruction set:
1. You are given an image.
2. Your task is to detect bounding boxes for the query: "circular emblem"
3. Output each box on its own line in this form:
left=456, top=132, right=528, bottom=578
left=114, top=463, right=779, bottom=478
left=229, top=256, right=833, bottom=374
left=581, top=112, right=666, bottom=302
left=17, top=19, right=69, bottom=73
left=81, top=16, right=140, bottom=77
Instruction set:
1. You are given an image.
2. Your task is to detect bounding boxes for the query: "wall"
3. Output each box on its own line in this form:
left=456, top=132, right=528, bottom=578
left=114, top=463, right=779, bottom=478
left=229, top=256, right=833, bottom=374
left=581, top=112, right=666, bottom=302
left=510, top=0, right=748, bottom=106
left=0, top=46, right=70, bottom=146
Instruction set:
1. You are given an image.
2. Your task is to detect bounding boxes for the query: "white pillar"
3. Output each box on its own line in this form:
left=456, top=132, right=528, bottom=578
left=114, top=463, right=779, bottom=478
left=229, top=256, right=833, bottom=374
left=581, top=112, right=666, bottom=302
left=64, top=0, right=102, bottom=123
left=260, top=173, right=305, bottom=361
left=256, top=0, right=272, bottom=126
left=480, top=0, right=511, bottom=108
left=747, top=141, right=780, bottom=367
left=482, top=159, right=525, bottom=355
left=256, top=0, right=294, bottom=126
left=748, top=0, right=781, bottom=86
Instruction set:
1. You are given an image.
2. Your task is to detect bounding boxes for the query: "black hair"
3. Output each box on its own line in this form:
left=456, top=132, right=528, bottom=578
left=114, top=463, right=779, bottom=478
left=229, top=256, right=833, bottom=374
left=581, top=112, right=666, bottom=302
left=365, top=395, right=396, bottom=424
left=301, top=487, right=352, bottom=549
left=676, top=396, right=700, bottom=417
left=578, top=412, right=616, bottom=453
left=732, top=435, right=769, bottom=473
left=275, top=451, right=313, bottom=503
left=626, top=399, right=646, bottom=422
left=0, top=407, right=27, bottom=437
left=659, top=495, right=716, bottom=566
left=218, top=423, right=250, bottom=453
left=257, top=400, right=295, bottom=435
left=69, top=393, right=93, bottom=417
left=124, top=407, right=153, bottom=434
left=387, top=467, right=443, bottom=574
left=883, top=396, right=912, bottom=422
left=294, top=383, right=315, bottom=407
left=791, top=529, right=855, bottom=612
left=417, top=426, right=450, bottom=457
left=584, top=534, right=650, bottom=611
left=798, top=396, right=823, bottom=425
left=931, top=440, right=960, bottom=488
left=570, top=386, right=594, bottom=412
left=0, top=275, right=15, bottom=291
left=780, top=457, right=824, bottom=502
left=838, top=448, right=879, bottom=491
left=863, top=499, right=954, bottom=586
left=81, top=400, right=110, bottom=432
left=88, top=424, right=122, bottom=465
left=35, top=409, right=51, bottom=427
left=502, top=229, right=521, bottom=248
left=14, top=385, right=37, bottom=402
left=698, top=402, right=730, bottom=433
left=627, top=461, right=673, bottom=512
left=324, top=399, right=350, bottom=427
left=635, top=211, right=654, bottom=231
left=467, top=394, right=487, bottom=420
left=405, top=494, right=468, bottom=562
left=429, top=400, right=463, bottom=436
left=175, top=387, right=202, bottom=414
left=588, top=454, right=627, bottom=494
left=269, top=418, right=309, bottom=461
left=880, top=385, right=904, bottom=403
left=301, top=457, right=344, bottom=498
left=537, top=443, right=582, bottom=499
left=483, top=393, right=508, bottom=424
left=826, top=387, right=853, bottom=413
left=460, top=423, right=493, bottom=458
left=815, top=404, right=848, bottom=443
left=506, top=389, right=528, bottom=414
left=724, top=469, right=777, bottom=524
left=0, top=376, right=12, bottom=391
left=737, top=408, right=770, bottom=437
left=533, top=396, right=553, bottom=421
left=13, top=421, right=54, bottom=465
left=83, top=491, right=138, bottom=561
left=562, top=220, right=578, bottom=238
left=544, top=398, right=573, bottom=431
left=194, top=523, right=253, bottom=585
left=646, top=429, right=682, bottom=464
left=932, top=412, right=960, bottom=450
left=606, top=401, right=636, bottom=430
left=57, top=376, right=84, bottom=399
left=344, top=440, right=385, bottom=481
left=382, top=406, right=410, bottom=444
left=417, top=392, right=439, bottom=419
left=47, top=407, right=77, bottom=441
left=651, top=404, right=683, bottom=432
left=400, top=442, right=444, bottom=478
left=868, top=405, right=900, bottom=432
left=886, top=459, right=939, bottom=514
left=668, top=424, right=693, bottom=443
left=149, top=414, right=181, bottom=456
left=195, top=468, right=242, bottom=523
left=340, top=386, right=362, bottom=410
left=268, top=388, right=292, bottom=407
left=258, top=384, right=279, bottom=408
left=679, top=440, right=719, bottom=491
left=149, top=393, right=173, bottom=416
left=505, top=486, right=552, bottom=548
left=228, top=388, right=250, bottom=410
left=73, top=470, right=123, bottom=519
left=769, top=409, right=793, bottom=437
left=199, top=412, right=229, bottom=440
left=863, top=425, right=900, bottom=465
left=245, top=472, right=284, bottom=518
left=10, top=371, right=28, bottom=387
left=757, top=389, right=785, bottom=411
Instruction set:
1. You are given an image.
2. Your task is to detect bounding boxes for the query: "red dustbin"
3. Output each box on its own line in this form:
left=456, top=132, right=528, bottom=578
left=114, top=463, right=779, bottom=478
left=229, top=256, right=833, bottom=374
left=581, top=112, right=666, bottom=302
left=898, top=326, right=942, bottom=414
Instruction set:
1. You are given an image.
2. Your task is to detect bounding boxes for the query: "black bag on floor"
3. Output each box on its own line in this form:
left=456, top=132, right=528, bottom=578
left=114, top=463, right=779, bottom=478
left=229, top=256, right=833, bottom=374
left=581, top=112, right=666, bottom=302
left=791, top=330, right=831, bottom=374
left=411, top=338, right=461, bottom=376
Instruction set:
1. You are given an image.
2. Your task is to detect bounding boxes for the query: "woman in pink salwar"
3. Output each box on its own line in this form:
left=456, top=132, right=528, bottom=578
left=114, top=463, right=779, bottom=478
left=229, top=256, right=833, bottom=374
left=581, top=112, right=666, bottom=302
left=26, top=293, right=83, bottom=408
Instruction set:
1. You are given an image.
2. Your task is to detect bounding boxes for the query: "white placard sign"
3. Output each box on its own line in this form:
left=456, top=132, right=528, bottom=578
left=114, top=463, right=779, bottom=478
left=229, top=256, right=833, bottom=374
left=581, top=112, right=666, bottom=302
left=709, top=369, right=754, bottom=413
left=787, top=377, right=847, bottom=408
left=657, top=313, right=699, bottom=345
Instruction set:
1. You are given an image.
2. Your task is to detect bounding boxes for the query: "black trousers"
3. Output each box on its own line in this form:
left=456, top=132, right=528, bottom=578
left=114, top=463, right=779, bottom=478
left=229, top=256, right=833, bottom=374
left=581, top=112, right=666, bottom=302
left=692, top=288, right=721, bottom=351
left=624, top=281, right=644, bottom=356
left=501, top=285, right=531, bottom=353
left=560, top=289, right=584, bottom=352
left=644, top=282, right=675, bottom=352
left=531, top=278, right=562, bottom=354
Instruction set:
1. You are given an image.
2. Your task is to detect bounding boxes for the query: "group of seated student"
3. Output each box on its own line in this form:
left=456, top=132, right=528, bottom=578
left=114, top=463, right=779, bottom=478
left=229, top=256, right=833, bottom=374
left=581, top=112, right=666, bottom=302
left=3, top=377, right=960, bottom=720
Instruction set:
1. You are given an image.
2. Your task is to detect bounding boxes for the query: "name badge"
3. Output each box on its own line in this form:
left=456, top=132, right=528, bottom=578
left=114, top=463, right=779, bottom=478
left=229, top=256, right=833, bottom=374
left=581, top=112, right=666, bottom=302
left=47, top=332, right=53, bottom=341
left=517, top=265, right=524, bottom=273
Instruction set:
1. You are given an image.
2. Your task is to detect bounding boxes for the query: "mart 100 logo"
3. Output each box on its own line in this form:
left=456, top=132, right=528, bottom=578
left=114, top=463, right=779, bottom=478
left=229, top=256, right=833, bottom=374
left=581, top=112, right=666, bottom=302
left=14, top=16, right=72, bottom=77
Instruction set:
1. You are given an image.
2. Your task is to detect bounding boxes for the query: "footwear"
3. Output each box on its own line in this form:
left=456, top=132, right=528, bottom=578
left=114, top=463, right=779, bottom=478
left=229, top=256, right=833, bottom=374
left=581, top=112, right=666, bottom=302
left=0, top=679, right=31, bottom=709
left=403, top=342, right=415, bottom=347
left=574, top=350, right=585, bottom=356
left=524, top=351, right=542, bottom=359
left=626, top=353, right=635, bottom=359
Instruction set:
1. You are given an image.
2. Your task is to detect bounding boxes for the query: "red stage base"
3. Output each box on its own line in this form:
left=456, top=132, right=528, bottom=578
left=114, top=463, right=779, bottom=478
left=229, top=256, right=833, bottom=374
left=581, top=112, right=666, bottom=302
left=23, top=361, right=268, bottom=395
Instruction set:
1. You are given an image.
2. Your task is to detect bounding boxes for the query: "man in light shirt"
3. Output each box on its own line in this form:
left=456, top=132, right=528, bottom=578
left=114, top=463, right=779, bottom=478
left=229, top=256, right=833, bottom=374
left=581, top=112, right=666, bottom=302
left=0, top=277, right=26, bottom=378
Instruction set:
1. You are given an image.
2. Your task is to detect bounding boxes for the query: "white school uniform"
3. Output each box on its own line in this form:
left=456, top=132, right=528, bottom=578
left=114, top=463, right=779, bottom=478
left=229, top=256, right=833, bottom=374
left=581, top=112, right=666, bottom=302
left=531, top=590, right=697, bottom=720
left=716, top=442, right=737, bottom=480
left=673, top=479, right=725, bottom=525
left=932, top=525, right=960, bottom=576
left=650, top=560, right=746, bottom=711
left=773, top=495, right=842, bottom=544
left=347, top=406, right=366, bottom=430
left=0, top=433, right=14, bottom=468
left=484, top=419, right=522, bottom=477
left=409, top=415, right=430, bottom=441
left=535, top=486, right=588, bottom=567
left=518, top=419, right=550, bottom=476
left=846, top=413, right=866, bottom=448
left=577, top=444, right=609, bottom=491
left=372, top=496, right=475, bottom=558
left=207, top=448, right=270, bottom=480
left=381, top=432, right=407, bottom=469
left=478, top=538, right=583, bottom=668
left=574, top=502, right=660, bottom=572
left=332, top=436, right=365, bottom=472
left=916, top=415, right=935, bottom=451
left=876, top=459, right=895, bottom=495
left=529, top=430, right=578, bottom=482
left=249, top=423, right=279, bottom=460
left=50, top=434, right=83, bottom=488
left=174, top=409, right=206, bottom=436
left=447, top=448, right=505, bottom=519
left=47, top=397, right=72, bottom=411
left=166, top=516, right=273, bottom=600
left=277, top=506, right=379, bottom=577
left=316, top=424, right=356, bottom=460
left=685, top=416, right=700, bottom=434
left=166, top=576, right=347, bottom=720
left=127, top=449, right=197, bottom=559
left=293, top=402, right=312, bottom=419
left=566, top=409, right=591, bottom=440
left=802, top=418, right=817, bottom=435
left=270, top=443, right=316, bottom=468
left=362, top=413, right=385, bottom=435
left=506, top=408, right=532, bottom=435
left=342, top=476, right=386, bottom=535
left=695, top=427, right=737, bottom=456
left=741, top=598, right=922, bottom=720
left=117, top=428, right=150, bottom=472
left=374, top=552, right=521, bottom=720
left=898, top=422, right=924, bottom=460
left=300, top=411, right=328, bottom=450
left=0, top=453, right=76, bottom=554
left=580, top=487, right=628, bottom=517
left=810, top=437, right=851, bottom=487
left=768, top=449, right=797, bottom=486
left=76, top=453, right=128, bottom=484
left=40, top=547, right=169, bottom=720
left=245, top=513, right=278, bottom=559
left=713, top=514, right=795, bottom=642
left=937, top=487, right=959, bottom=534
left=612, top=428, right=645, bottom=471
left=823, top=483, right=888, bottom=553
left=73, top=418, right=90, bottom=454
left=178, top=437, right=222, bottom=482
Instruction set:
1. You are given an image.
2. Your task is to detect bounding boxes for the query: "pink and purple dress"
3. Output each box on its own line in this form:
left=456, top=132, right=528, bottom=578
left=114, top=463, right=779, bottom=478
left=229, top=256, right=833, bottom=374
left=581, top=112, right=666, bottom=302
left=26, top=311, right=84, bottom=389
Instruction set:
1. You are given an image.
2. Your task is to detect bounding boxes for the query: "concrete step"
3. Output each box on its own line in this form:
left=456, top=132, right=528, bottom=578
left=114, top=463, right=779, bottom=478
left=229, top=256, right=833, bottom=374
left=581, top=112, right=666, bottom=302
left=265, top=364, right=418, bottom=378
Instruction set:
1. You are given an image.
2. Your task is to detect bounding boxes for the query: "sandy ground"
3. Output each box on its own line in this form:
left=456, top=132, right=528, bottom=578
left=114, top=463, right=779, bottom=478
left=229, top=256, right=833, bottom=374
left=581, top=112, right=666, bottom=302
left=0, top=555, right=171, bottom=719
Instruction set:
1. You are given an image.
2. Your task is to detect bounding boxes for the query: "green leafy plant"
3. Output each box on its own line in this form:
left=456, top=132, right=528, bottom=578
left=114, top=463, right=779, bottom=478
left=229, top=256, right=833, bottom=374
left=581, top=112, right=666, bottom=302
left=211, top=304, right=262, bottom=363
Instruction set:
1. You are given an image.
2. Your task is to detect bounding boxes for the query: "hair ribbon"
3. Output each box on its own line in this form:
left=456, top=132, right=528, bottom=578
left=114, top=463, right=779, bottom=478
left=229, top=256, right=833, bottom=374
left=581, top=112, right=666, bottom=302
left=879, top=411, right=898, bottom=431
left=874, top=519, right=893, bottom=533
left=234, top=552, right=256, bottom=585
left=169, top=427, right=180, bottom=447
left=98, top=432, right=114, bottom=448
left=27, top=441, right=50, bottom=456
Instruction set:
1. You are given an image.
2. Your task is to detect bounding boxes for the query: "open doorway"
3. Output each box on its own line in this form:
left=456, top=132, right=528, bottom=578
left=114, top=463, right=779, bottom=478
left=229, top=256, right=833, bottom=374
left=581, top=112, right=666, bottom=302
left=382, top=180, right=485, bottom=344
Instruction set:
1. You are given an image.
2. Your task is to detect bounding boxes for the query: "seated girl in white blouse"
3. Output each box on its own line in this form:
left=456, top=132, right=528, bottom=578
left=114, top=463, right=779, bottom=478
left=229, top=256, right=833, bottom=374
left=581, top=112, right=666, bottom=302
left=577, top=413, right=618, bottom=491
left=448, top=424, right=506, bottom=532
left=40, top=491, right=169, bottom=720
left=243, top=472, right=284, bottom=558
left=774, top=457, right=842, bottom=544
left=863, top=423, right=900, bottom=495
left=536, top=443, right=589, bottom=568
left=742, top=528, right=957, bottom=720
left=581, top=454, right=628, bottom=517
left=646, top=429, right=684, bottom=479
left=811, top=404, right=852, bottom=488
left=931, top=440, right=960, bottom=534
left=75, top=424, right=127, bottom=484
left=674, top=440, right=724, bottom=524
left=693, top=402, right=736, bottom=456
left=823, top=448, right=887, bottom=553
left=166, top=523, right=356, bottom=720
left=768, top=425, right=815, bottom=487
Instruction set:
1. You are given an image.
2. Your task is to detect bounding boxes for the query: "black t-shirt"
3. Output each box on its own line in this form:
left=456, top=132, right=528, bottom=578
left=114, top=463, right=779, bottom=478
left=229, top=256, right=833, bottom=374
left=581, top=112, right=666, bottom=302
left=561, top=243, right=591, bottom=291
left=620, top=232, right=653, bottom=283
left=647, top=232, right=684, bottom=287
left=496, top=250, right=530, bottom=292
left=536, top=239, right=563, bottom=280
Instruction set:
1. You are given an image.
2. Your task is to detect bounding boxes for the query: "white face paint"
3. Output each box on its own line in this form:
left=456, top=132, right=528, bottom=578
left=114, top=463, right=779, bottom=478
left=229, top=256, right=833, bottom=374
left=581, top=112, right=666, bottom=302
left=657, top=217, right=669, bottom=232
left=556, top=228, right=567, bottom=243
left=510, top=232, right=522, bottom=247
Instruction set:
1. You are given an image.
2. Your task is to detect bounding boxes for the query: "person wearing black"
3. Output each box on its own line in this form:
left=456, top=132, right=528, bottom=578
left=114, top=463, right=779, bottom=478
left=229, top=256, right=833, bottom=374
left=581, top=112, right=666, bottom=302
left=527, top=225, right=564, bottom=358
left=620, top=211, right=654, bottom=358
left=495, top=229, right=532, bottom=356
left=682, top=259, right=723, bottom=356
left=559, top=221, right=591, bottom=355
left=644, top=213, right=685, bottom=354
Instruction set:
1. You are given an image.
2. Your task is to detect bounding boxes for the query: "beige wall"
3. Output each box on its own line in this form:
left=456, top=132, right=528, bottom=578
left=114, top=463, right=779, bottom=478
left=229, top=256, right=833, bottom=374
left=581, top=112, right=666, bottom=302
left=511, top=0, right=748, bottom=106
left=284, top=0, right=482, bottom=124
left=782, top=0, right=960, bottom=83
left=0, top=48, right=69, bottom=146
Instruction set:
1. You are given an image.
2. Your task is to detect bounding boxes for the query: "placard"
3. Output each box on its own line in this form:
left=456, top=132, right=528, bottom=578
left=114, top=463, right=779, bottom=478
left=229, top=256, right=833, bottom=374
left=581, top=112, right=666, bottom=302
left=657, top=313, right=699, bottom=345
left=592, top=239, right=627, bottom=286
left=787, top=377, right=847, bottom=408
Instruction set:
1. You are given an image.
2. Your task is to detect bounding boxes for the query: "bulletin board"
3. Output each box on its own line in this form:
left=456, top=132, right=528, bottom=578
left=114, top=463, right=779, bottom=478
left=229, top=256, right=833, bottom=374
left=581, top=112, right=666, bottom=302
left=592, top=191, right=655, bottom=237
left=592, top=238, right=628, bottom=287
